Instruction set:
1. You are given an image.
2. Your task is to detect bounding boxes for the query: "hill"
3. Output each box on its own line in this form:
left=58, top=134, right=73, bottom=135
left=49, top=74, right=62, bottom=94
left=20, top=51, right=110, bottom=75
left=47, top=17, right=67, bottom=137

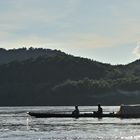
left=0, top=48, right=140, bottom=106
left=0, top=47, right=64, bottom=64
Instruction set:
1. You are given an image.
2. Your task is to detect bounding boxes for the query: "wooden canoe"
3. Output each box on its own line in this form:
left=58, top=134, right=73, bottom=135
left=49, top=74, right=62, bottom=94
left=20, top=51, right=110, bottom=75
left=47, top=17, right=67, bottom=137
left=27, top=112, right=140, bottom=118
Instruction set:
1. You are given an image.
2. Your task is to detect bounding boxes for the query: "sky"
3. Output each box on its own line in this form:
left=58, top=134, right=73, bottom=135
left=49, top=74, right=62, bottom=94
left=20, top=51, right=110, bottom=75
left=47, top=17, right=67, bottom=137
left=0, top=0, right=140, bottom=64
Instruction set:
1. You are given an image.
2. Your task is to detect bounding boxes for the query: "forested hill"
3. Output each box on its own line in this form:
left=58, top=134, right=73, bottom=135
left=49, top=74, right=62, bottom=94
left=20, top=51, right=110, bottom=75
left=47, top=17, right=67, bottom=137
left=0, top=47, right=64, bottom=64
left=0, top=48, right=140, bottom=106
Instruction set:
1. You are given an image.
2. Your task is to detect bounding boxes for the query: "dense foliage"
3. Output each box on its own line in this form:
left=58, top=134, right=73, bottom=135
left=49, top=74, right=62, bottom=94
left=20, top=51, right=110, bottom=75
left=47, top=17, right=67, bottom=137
left=0, top=48, right=140, bottom=105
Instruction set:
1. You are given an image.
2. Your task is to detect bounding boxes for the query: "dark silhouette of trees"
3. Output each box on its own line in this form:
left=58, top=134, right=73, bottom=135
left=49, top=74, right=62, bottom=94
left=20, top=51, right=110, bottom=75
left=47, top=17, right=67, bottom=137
left=0, top=47, right=140, bottom=105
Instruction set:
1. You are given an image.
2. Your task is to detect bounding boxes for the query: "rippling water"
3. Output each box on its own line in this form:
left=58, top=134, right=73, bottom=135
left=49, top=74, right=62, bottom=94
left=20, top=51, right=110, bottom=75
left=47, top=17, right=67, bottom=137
left=0, top=106, right=140, bottom=140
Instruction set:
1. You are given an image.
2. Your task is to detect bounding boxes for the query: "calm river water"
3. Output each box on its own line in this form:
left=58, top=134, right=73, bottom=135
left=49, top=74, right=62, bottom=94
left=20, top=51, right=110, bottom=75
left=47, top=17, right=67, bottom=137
left=0, top=106, right=140, bottom=140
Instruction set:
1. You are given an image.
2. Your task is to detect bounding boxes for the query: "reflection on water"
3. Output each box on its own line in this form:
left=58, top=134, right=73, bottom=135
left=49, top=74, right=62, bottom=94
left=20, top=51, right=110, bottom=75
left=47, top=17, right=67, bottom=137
left=0, top=106, right=140, bottom=140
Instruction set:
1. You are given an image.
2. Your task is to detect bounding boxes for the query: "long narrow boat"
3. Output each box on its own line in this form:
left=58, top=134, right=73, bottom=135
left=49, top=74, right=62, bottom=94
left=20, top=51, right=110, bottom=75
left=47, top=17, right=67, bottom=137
left=27, top=112, right=115, bottom=118
left=27, top=112, right=140, bottom=118
left=27, top=104, right=140, bottom=118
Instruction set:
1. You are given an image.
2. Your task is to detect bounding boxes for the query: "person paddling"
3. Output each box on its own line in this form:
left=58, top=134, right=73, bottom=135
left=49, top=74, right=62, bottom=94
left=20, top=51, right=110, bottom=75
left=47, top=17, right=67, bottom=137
left=97, top=104, right=103, bottom=115
left=72, top=106, right=79, bottom=116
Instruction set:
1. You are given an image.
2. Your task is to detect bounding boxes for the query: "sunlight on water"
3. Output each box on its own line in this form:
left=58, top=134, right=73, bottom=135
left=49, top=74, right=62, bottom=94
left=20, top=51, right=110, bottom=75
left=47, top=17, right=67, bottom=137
left=121, top=135, right=140, bottom=140
left=0, top=106, right=140, bottom=140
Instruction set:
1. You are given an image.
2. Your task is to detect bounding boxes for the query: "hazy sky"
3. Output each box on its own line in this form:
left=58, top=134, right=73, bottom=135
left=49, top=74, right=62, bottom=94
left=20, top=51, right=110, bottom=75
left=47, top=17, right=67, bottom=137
left=0, top=0, right=140, bottom=64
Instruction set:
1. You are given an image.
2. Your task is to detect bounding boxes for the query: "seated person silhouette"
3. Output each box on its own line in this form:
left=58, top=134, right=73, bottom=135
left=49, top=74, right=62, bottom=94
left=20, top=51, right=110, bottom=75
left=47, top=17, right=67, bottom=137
left=97, top=104, right=103, bottom=115
left=94, top=104, right=103, bottom=115
left=72, top=106, right=79, bottom=116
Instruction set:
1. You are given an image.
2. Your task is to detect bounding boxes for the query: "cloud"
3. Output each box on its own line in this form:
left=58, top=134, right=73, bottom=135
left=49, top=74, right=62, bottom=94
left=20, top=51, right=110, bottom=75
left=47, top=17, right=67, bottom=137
left=0, top=35, right=49, bottom=49
left=57, top=33, right=117, bottom=49
left=0, top=0, right=79, bottom=25
left=0, top=0, right=140, bottom=52
left=132, top=42, right=140, bottom=58
left=0, top=0, right=79, bottom=33
left=0, top=0, right=79, bottom=43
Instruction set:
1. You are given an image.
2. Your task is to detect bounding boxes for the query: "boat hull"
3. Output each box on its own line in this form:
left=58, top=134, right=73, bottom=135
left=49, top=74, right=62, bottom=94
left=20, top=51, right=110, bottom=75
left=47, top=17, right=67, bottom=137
left=27, top=112, right=140, bottom=118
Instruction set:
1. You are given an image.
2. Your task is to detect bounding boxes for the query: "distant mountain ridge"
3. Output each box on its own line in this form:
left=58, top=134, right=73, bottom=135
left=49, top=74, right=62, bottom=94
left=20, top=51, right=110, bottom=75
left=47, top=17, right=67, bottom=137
left=0, top=47, right=65, bottom=64
left=0, top=47, right=140, bottom=106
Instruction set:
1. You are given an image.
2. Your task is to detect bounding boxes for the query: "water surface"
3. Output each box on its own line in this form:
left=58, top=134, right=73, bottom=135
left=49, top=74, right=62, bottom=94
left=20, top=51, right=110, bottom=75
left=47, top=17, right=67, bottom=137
left=0, top=106, right=140, bottom=140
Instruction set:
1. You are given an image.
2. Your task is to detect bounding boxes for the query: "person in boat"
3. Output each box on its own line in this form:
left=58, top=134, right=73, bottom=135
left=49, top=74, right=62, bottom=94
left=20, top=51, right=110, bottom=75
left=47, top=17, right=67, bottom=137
left=94, top=104, right=103, bottom=115
left=72, top=106, right=79, bottom=116
left=97, top=104, right=103, bottom=115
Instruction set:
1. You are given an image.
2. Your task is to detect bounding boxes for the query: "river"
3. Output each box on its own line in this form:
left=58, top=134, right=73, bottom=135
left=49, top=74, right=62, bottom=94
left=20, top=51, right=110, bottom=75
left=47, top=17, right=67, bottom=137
left=0, top=106, right=140, bottom=140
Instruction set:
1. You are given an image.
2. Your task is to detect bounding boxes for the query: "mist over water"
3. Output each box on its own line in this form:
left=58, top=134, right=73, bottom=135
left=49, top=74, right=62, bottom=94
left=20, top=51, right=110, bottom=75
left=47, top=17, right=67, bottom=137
left=0, top=106, right=140, bottom=140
